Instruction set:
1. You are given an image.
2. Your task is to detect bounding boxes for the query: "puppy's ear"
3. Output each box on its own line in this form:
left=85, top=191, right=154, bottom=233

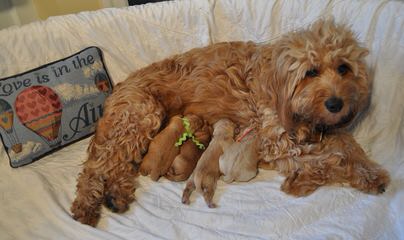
left=185, top=114, right=204, bottom=132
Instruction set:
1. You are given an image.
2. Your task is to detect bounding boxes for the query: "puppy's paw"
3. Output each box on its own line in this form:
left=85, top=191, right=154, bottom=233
left=139, top=157, right=153, bottom=176
left=166, top=166, right=189, bottom=182
left=182, top=180, right=195, bottom=205
left=194, top=170, right=219, bottom=207
left=166, top=153, right=196, bottom=182
left=181, top=169, right=219, bottom=208
left=139, top=156, right=165, bottom=181
left=202, top=185, right=217, bottom=208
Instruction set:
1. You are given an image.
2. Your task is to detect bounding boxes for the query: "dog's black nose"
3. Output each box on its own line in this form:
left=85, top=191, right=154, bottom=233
left=325, top=97, right=344, bottom=113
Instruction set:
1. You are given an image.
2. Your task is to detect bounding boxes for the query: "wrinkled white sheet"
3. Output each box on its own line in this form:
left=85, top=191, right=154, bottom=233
left=0, top=0, right=403, bottom=239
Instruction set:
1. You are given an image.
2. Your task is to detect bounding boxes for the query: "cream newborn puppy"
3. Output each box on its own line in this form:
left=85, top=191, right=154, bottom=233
left=219, top=129, right=259, bottom=183
left=182, top=119, right=260, bottom=208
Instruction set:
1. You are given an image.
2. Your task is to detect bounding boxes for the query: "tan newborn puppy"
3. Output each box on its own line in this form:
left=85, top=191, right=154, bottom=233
left=140, top=114, right=209, bottom=181
left=139, top=115, right=184, bottom=181
left=182, top=119, right=236, bottom=208
left=166, top=119, right=212, bottom=182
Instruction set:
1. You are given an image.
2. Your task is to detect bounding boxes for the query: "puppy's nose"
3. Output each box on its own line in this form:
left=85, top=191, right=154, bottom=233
left=325, top=97, right=344, bottom=113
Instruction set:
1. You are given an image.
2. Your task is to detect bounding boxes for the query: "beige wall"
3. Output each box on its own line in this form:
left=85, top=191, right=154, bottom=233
left=0, top=1, right=18, bottom=29
left=0, top=0, right=128, bottom=30
left=33, top=0, right=102, bottom=20
left=0, top=0, right=38, bottom=28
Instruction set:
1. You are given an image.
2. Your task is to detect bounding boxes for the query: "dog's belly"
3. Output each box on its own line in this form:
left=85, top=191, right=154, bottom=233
left=154, top=85, right=251, bottom=125
left=123, top=41, right=259, bottom=126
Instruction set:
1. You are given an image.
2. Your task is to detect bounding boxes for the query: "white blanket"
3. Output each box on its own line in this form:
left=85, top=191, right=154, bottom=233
left=0, top=0, right=403, bottom=239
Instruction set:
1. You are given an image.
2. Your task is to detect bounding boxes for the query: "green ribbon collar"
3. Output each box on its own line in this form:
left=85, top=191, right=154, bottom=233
left=175, top=117, right=205, bottom=150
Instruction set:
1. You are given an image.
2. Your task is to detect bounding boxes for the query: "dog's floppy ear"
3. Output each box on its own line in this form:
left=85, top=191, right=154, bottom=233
left=93, top=117, right=109, bottom=145
left=252, top=41, right=300, bottom=136
left=265, top=40, right=307, bottom=136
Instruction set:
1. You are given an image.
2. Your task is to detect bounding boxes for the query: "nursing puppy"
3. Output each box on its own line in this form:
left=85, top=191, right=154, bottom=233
left=182, top=119, right=236, bottom=207
left=166, top=120, right=211, bottom=182
left=183, top=121, right=260, bottom=207
left=219, top=132, right=259, bottom=183
left=140, top=114, right=209, bottom=181
left=139, top=115, right=183, bottom=181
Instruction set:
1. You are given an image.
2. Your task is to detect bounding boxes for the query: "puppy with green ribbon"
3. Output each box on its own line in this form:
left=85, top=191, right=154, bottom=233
left=167, top=117, right=211, bottom=181
left=140, top=115, right=211, bottom=181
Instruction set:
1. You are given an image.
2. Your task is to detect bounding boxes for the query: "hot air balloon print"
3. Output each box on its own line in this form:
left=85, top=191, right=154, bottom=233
left=0, top=99, right=22, bottom=153
left=94, top=72, right=111, bottom=93
left=15, top=86, right=63, bottom=147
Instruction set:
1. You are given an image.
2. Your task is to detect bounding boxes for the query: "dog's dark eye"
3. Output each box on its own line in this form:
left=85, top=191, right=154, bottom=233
left=337, top=64, right=350, bottom=75
left=305, top=69, right=319, bottom=78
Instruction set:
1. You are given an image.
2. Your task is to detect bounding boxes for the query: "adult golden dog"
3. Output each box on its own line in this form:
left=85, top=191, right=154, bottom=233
left=71, top=19, right=390, bottom=226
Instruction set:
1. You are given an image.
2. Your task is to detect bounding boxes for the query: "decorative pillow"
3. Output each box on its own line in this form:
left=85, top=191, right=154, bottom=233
left=0, top=47, right=113, bottom=167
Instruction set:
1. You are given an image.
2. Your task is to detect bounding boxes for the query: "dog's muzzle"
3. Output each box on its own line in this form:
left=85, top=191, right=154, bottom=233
left=325, top=97, right=344, bottom=113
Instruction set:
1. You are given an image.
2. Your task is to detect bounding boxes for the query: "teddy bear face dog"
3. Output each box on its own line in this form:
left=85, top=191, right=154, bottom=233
left=265, top=20, right=370, bottom=141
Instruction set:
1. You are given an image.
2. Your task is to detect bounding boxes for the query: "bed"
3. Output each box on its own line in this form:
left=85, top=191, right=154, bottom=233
left=0, top=0, right=403, bottom=239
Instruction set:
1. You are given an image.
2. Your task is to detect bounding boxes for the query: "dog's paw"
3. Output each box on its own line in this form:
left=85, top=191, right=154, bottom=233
left=71, top=201, right=101, bottom=227
left=352, top=168, right=390, bottom=195
left=281, top=170, right=320, bottom=197
left=104, top=194, right=130, bottom=213
left=72, top=212, right=100, bottom=227
left=290, top=125, right=311, bottom=144
left=103, top=183, right=135, bottom=214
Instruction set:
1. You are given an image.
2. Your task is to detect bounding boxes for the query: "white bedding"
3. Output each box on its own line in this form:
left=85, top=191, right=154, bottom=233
left=0, top=0, right=403, bottom=239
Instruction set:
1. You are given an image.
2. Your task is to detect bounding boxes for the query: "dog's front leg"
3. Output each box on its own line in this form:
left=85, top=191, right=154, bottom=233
left=71, top=164, right=105, bottom=226
left=280, top=168, right=325, bottom=197
left=280, top=133, right=390, bottom=197
left=71, top=88, right=165, bottom=226
left=341, top=136, right=390, bottom=194
left=322, top=134, right=391, bottom=194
